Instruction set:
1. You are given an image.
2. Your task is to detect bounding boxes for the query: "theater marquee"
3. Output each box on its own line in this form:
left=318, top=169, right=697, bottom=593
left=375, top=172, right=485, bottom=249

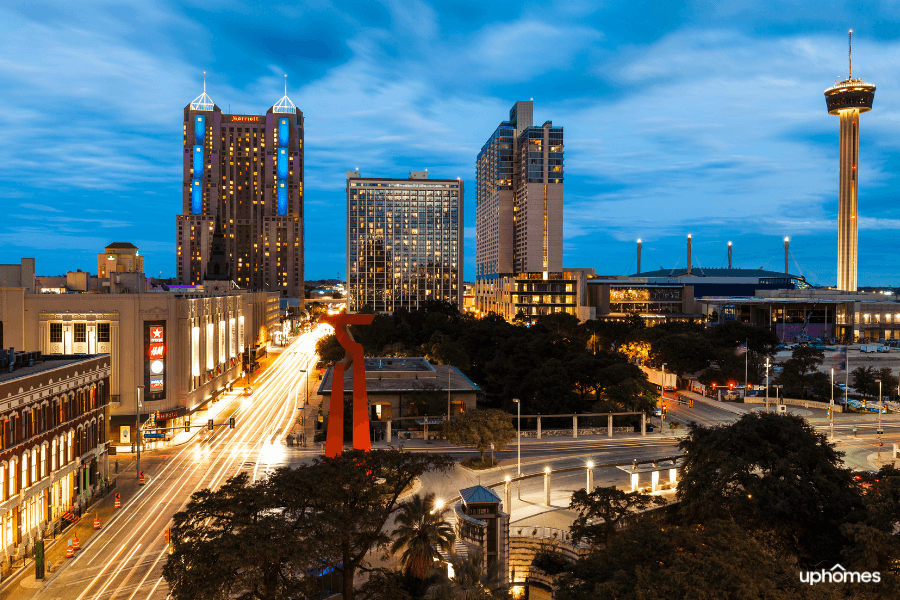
left=144, top=321, right=167, bottom=400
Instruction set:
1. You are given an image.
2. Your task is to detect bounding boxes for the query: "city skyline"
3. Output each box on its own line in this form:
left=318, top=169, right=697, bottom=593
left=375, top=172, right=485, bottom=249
left=2, top=2, right=900, bottom=286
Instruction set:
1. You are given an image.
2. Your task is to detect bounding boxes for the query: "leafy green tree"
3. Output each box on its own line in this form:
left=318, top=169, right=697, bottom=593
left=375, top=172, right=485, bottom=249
left=776, top=346, right=829, bottom=399
left=556, top=520, right=822, bottom=600
left=315, top=333, right=345, bottom=367
left=443, top=409, right=516, bottom=462
left=523, top=358, right=577, bottom=413
left=163, top=472, right=313, bottom=600
left=569, top=485, right=666, bottom=548
left=164, top=450, right=455, bottom=600
left=358, top=569, right=414, bottom=600
left=426, top=549, right=510, bottom=600
left=840, top=465, right=900, bottom=591
left=851, top=365, right=879, bottom=398
left=390, top=493, right=455, bottom=580
left=421, top=331, right=471, bottom=371
left=648, top=333, right=714, bottom=376
left=706, top=320, right=779, bottom=357
left=677, top=412, right=865, bottom=566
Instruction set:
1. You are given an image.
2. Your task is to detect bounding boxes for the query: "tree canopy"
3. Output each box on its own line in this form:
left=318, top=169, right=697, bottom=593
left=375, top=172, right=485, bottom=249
left=163, top=449, right=454, bottom=600
left=676, top=412, right=865, bottom=565
left=314, top=304, right=771, bottom=415
left=443, top=409, right=516, bottom=462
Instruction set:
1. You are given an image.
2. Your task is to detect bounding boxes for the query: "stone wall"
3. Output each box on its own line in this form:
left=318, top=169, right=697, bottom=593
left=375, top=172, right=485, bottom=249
left=520, top=426, right=635, bottom=438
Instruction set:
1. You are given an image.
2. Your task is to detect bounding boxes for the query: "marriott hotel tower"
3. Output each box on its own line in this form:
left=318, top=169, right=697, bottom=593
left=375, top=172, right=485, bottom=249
left=176, top=83, right=304, bottom=297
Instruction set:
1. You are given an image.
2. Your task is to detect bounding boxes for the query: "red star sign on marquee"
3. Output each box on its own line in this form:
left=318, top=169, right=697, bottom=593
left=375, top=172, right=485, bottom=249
left=151, top=327, right=163, bottom=341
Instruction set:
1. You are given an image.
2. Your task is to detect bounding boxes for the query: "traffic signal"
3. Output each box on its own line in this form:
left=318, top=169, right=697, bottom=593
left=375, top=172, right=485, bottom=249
left=207, top=419, right=214, bottom=431
left=164, top=529, right=170, bottom=543
left=689, top=399, right=693, bottom=408
left=229, top=417, right=235, bottom=429
left=728, top=382, right=734, bottom=390
left=827, top=408, right=832, bottom=419
left=184, top=420, right=190, bottom=433
left=662, top=405, right=667, bottom=416
left=298, top=416, right=303, bottom=425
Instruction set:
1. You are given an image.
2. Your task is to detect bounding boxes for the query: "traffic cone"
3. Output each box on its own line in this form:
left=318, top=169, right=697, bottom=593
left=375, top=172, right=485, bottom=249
left=66, top=545, right=74, bottom=558
left=94, top=516, right=101, bottom=530
left=73, top=535, right=80, bottom=551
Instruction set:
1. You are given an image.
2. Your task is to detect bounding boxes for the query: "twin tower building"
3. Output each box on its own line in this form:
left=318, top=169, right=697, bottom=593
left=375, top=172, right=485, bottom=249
left=177, top=83, right=305, bottom=297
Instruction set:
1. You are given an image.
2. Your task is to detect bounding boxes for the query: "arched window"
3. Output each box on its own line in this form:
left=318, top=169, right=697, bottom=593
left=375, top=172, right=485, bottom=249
left=40, top=444, right=47, bottom=479
left=21, top=452, right=28, bottom=490
left=51, top=438, right=58, bottom=471
left=0, top=463, right=5, bottom=502
left=8, top=457, right=16, bottom=496
left=30, top=448, right=36, bottom=485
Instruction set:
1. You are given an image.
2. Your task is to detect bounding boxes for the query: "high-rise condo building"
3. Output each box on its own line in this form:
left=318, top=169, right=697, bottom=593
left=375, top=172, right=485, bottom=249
left=176, top=80, right=304, bottom=298
left=346, top=171, right=463, bottom=313
left=824, top=31, right=875, bottom=292
left=475, top=101, right=567, bottom=318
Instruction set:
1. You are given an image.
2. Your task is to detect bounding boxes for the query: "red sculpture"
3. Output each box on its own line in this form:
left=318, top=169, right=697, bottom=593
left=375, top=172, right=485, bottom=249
left=320, top=313, right=375, bottom=457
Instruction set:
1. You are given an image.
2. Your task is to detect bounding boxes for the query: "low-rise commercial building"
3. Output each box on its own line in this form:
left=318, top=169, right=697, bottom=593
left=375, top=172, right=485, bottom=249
left=0, top=283, right=279, bottom=442
left=700, top=289, right=900, bottom=343
left=316, top=357, right=479, bottom=424
left=0, top=352, right=110, bottom=558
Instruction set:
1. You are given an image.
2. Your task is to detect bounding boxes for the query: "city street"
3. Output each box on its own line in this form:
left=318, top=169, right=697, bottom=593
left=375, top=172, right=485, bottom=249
left=2, top=328, right=325, bottom=600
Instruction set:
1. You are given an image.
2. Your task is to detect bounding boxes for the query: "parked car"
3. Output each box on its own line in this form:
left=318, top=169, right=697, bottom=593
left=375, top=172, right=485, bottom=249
left=243, top=386, right=253, bottom=396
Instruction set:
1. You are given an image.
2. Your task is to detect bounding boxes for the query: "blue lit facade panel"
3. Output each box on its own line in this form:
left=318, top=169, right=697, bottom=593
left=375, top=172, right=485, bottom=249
left=191, top=179, right=202, bottom=214
left=193, top=145, right=203, bottom=175
left=277, top=148, right=288, bottom=179
left=194, top=115, right=205, bottom=143
left=278, top=118, right=289, bottom=147
left=277, top=182, right=287, bottom=215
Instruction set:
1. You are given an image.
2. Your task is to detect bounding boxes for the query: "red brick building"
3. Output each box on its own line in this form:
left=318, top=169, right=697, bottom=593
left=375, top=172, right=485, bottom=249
left=0, top=351, right=110, bottom=556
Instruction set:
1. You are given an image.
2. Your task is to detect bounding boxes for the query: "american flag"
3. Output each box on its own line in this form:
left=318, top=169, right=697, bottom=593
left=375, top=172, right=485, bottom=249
left=734, top=342, right=748, bottom=356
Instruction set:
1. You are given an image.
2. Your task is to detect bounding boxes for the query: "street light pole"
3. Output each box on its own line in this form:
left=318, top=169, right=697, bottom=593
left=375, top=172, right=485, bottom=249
left=765, top=358, right=770, bottom=414
left=876, top=378, right=883, bottom=461
left=513, top=398, right=521, bottom=500
left=135, top=385, right=143, bottom=480
left=830, top=367, right=834, bottom=442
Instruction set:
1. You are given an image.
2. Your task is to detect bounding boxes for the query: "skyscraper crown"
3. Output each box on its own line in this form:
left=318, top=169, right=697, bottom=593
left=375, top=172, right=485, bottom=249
left=191, top=73, right=215, bottom=111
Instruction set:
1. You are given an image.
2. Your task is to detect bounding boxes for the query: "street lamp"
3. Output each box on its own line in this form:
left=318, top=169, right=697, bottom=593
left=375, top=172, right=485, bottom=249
left=661, top=363, right=667, bottom=402
left=513, top=398, right=521, bottom=500
left=830, top=367, right=835, bottom=441
left=765, top=357, right=770, bottom=414
left=876, top=378, right=883, bottom=440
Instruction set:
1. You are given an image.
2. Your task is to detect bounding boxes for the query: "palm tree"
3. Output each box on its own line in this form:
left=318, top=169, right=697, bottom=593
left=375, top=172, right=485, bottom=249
left=390, top=493, right=456, bottom=580
left=425, top=550, right=510, bottom=600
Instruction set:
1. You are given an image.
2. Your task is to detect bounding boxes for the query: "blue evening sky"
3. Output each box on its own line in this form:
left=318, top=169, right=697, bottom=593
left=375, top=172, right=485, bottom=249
left=2, top=1, right=899, bottom=286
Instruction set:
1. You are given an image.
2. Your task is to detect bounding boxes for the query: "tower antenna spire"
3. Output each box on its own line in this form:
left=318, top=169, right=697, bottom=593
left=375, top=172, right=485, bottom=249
left=203, top=71, right=207, bottom=93
left=848, top=29, right=852, bottom=79
left=284, top=73, right=287, bottom=96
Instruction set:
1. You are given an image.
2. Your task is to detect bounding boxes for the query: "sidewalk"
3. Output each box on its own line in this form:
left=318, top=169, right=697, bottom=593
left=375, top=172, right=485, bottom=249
left=0, top=465, right=146, bottom=598
left=680, top=390, right=751, bottom=415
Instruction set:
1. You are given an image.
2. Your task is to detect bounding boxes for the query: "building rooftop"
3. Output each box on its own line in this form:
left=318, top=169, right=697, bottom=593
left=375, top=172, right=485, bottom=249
left=632, top=267, right=803, bottom=280
left=460, top=485, right=501, bottom=504
left=363, top=357, right=433, bottom=372
left=317, top=359, right=480, bottom=395
left=104, top=242, right=138, bottom=250
left=0, top=354, right=105, bottom=385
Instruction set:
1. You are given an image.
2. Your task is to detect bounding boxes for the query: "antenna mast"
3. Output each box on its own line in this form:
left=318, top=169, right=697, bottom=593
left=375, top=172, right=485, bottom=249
left=284, top=74, right=287, bottom=96
left=204, top=71, right=207, bottom=93
left=848, top=29, right=852, bottom=79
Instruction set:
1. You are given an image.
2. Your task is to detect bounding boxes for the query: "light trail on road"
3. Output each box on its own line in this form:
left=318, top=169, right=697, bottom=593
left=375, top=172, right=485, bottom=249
left=25, top=326, right=328, bottom=600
